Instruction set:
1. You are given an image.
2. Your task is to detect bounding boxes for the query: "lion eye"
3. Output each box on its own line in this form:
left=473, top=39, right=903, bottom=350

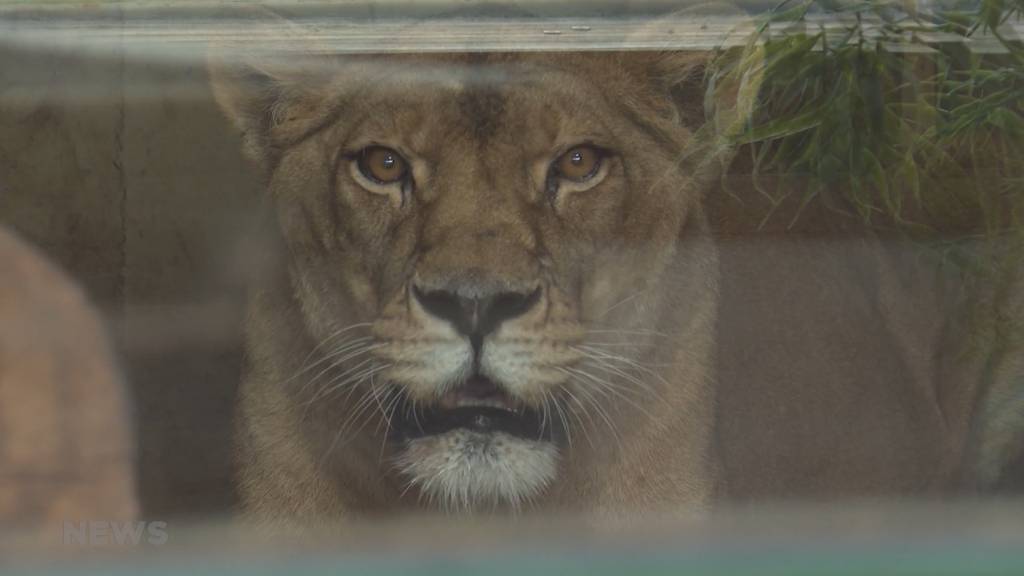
left=357, top=146, right=409, bottom=184
left=553, top=145, right=603, bottom=182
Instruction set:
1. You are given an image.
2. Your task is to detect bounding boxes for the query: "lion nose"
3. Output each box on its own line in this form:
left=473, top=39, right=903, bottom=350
left=412, top=284, right=541, bottom=344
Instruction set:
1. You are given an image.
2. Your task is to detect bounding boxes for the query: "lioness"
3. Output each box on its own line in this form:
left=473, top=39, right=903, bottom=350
left=210, top=48, right=756, bottom=519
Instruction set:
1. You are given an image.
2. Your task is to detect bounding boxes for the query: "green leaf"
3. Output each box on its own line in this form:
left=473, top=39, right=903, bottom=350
left=865, top=148, right=895, bottom=215
left=736, top=105, right=825, bottom=144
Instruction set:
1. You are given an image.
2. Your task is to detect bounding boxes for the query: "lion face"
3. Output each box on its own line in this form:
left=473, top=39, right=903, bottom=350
left=214, top=51, right=720, bottom=512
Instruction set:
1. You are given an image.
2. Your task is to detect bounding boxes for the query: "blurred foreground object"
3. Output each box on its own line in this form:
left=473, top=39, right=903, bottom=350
left=0, top=227, right=136, bottom=533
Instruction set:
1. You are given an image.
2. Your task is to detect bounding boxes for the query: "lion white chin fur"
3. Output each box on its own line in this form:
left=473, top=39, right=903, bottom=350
left=394, top=430, right=559, bottom=513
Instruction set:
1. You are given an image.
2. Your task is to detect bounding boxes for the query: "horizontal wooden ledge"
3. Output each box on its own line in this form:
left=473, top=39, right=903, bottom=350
left=0, top=13, right=1020, bottom=53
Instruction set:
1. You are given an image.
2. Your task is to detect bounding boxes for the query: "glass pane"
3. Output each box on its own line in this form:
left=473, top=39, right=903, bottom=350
left=1, top=0, right=1022, bottom=571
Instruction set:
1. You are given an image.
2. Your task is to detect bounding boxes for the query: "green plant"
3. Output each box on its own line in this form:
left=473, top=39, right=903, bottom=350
left=708, top=0, right=1024, bottom=365
left=712, top=0, right=1024, bottom=235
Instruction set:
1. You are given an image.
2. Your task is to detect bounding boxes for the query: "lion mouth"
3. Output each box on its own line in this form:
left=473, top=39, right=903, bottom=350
left=392, top=375, right=550, bottom=441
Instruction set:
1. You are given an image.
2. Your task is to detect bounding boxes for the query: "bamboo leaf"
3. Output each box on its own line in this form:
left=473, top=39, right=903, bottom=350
left=735, top=105, right=825, bottom=144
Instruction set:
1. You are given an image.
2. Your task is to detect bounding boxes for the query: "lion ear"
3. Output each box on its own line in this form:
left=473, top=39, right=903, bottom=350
left=208, top=47, right=333, bottom=164
left=642, top=51, right=718, bottom=133
left=626, top=5, right=765, bottom=165
left=662, top=45, right=763, bottom=147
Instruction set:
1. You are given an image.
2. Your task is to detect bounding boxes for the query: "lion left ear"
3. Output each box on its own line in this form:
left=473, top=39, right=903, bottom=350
left=208, top=48, right=333, bottom=165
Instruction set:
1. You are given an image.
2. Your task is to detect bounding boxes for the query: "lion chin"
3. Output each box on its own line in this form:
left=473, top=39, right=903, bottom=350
left=388, top=374, right=562, bottom=513
left=395, top=430, right=559, bottom=513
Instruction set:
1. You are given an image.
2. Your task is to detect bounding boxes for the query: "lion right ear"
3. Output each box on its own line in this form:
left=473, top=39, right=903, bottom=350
left=623, top=4, right=765, bottom=175
left=208, top=48, right=333, bottom=164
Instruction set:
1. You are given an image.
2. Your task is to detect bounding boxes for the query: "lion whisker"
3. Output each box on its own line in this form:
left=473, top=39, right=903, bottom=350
left=580, top=360, right=667, bottom=405
left=564, top=366, right=660, bottom=422
left=376, top=383, right=404, bottom=462
left=561, top=386, right=597, bottom=451
left=297, top=341, right=385, bottom=397
left=571, top=346, right=669, bottom=399
left=595, top=290, right=649, bottom=319
left=574, top=345, right=660, bottom=372
left=375, top=383, right=402, bottom=437
left=316, top=362, right=391, bottom=472
left=580, top=341, right=658, bottom=348
left=548, top=391, right=574, bottom=451
left=302, top=352, right=376, bottom=403
left=569, top=378, right=624, bottom=452
left=538, top=391, right=552, bottom=443
left=569, top=362, right=647, bottom=399
left=303, top=363, right=392, bottom=431
left=410, top=397, right=423, bottom=434
left=324, top=370, right=394, bottom=459
left=284, top=323, right=373, bottom=383
left=303, top=355, right=384, bottom=409
left=584, top=327, right=671, bottom=339
left=398, top=476, right=419, bottom=501
left=582, top=359, right=671, bottom=406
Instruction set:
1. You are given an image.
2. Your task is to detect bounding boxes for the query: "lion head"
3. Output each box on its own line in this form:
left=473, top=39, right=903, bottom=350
left=211, top=46, right=757, bottom=516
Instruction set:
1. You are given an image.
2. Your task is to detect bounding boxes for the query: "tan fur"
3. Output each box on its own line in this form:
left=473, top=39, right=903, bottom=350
left=210, top=48, right=759, bottom=521
left=963, top=250, right=1024, bottom=491
left=0, top=227, right=136, bottom=530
